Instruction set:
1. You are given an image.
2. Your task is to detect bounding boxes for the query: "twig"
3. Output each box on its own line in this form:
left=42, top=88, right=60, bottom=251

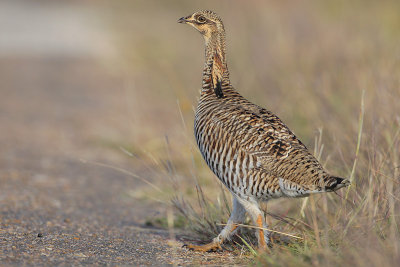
left=217, top=223, right=304, bottom=240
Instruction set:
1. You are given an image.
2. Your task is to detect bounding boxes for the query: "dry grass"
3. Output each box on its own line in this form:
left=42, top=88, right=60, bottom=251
left=106, top=0, right=400, bottom=265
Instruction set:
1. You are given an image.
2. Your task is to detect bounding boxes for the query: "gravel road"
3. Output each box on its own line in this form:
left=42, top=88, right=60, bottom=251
left=0, top=1, right=247, bottom=265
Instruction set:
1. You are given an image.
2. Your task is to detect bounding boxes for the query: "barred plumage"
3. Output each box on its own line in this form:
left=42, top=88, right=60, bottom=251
left=179, top=10, right=350, bottom=252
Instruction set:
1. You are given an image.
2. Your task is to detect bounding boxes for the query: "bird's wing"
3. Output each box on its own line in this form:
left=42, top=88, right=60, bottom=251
left=219, top=101, right=330, bottom=192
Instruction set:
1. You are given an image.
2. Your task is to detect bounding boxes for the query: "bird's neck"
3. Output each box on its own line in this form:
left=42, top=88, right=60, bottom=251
left=202, top=31, right=231, bottom=98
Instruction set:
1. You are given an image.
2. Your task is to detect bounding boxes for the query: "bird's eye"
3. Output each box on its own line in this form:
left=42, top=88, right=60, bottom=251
left=197, top=16, right=206, bottom=23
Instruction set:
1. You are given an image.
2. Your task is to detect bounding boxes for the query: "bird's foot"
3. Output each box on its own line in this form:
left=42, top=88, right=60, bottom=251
left=257, top=237, right=272, bottom=253
left=183, top=241, right=222, bottom=252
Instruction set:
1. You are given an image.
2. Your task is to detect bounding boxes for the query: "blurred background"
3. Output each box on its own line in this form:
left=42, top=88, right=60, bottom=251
left=0, top=0, right=399, bottom=265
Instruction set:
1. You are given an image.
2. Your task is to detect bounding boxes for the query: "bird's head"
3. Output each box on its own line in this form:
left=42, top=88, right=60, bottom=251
left=178, top=10, right=224, bottom=41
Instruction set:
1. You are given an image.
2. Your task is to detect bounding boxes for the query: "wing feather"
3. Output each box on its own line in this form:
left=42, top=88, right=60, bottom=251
left=216, top=100, right=329, bottom=189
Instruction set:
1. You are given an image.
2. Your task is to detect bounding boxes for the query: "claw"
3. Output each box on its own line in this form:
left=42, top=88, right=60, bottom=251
left=183, top=242, right=223, bottom=252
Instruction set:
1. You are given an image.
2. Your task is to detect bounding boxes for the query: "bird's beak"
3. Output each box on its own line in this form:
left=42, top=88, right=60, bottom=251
left=178, top=16, right=189, bottom=24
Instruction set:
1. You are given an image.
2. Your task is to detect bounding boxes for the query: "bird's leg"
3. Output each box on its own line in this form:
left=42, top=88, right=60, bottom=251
left=238, top=199, right=271, bottom=250
left=184, top=195, right=246, bottom=252
left=256, top=214, right=267, bottom=250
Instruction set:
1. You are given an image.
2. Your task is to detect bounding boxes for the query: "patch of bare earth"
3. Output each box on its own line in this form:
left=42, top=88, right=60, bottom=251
left=0, top=1, right=247, bottom=264
left=0, top=57, right=247, bottom=265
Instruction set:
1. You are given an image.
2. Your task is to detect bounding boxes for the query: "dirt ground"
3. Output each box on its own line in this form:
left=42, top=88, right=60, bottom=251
left=0, top=1, right=248, bottom=265
left=0, top=53, right=248, bottom=267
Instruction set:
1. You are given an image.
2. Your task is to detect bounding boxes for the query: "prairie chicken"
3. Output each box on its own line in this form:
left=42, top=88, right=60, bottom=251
left=178, top=10, right=350, bottom=251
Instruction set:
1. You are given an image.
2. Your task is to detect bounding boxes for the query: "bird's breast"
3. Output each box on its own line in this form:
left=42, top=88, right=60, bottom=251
left=194, top=102, right=259, bottom=195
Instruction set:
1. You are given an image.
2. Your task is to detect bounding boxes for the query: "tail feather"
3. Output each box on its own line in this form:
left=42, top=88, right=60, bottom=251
left=278, top=176, right=351, bottom=198
left=325, top=176, right=350, bottom=192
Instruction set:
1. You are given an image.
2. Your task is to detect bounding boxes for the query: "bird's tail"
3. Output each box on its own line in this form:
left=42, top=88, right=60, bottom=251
left=324, top=176, right=351, bottom=192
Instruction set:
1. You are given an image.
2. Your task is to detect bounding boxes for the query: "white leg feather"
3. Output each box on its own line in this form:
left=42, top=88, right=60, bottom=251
left=236, top=197, right=270, bottom=247
left=213, top=194, right=246, bottom=243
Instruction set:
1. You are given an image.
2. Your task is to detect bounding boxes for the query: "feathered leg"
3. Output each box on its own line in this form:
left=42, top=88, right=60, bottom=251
left=185, top=194, right=246, bottom=252
left=237, top=198, right=270, bottom=250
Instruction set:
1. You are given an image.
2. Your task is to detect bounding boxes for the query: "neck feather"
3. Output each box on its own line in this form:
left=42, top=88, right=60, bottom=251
left=202, top=31, right=230, bottom=97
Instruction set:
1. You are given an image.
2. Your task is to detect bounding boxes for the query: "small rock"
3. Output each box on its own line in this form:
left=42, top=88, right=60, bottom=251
left=74, top=252, right=88, bottom=258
